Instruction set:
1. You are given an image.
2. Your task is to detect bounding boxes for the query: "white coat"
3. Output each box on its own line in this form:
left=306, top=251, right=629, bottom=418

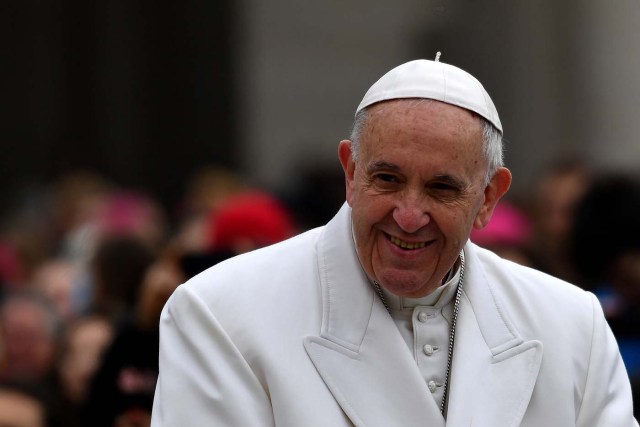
left=151, top=203, right=638, bottom=426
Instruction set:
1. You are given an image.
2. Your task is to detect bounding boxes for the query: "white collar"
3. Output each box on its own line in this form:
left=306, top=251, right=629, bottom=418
left=376, top=256, right=462, bottom=311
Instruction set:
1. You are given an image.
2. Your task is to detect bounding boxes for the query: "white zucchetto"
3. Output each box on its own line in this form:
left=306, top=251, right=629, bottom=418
left=356, top=59, right=503, bottom=134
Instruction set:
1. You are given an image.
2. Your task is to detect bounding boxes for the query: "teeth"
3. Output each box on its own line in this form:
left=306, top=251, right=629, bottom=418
left=390, top=236, right=427, bottom=250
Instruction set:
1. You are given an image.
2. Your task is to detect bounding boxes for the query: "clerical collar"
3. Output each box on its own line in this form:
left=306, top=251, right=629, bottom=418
left=373, top=256, right=462, bottom=311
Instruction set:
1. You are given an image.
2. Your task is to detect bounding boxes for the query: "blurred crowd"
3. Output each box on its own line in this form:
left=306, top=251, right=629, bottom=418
left=1, top=159, right=640, bottom=426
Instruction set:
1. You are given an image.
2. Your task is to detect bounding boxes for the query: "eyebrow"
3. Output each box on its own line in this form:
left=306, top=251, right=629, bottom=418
left=367, top=161, right=401, bottom=174
left=432, top=174, right=467, bottom=189
left=365, top=162, right=469, bottom=190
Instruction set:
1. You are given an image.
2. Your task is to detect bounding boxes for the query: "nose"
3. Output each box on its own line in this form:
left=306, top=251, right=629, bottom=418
left=392, top=194, right=430, bottom=233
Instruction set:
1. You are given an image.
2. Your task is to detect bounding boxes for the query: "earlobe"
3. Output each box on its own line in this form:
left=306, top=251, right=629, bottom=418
left=338, top=140, right=356, bottom=205
left=473, top=167, right=512, bottom=229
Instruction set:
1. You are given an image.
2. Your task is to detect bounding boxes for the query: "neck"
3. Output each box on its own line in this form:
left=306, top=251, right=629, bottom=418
left=374, top=252, right=464, bottom=310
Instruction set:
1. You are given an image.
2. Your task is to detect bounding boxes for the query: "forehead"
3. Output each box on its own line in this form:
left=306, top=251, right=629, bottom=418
left=356, top=100, right=488, bottom=184
left=364, top=99, right=482, bottom=135
left=360, top=99, right=484, bottom=158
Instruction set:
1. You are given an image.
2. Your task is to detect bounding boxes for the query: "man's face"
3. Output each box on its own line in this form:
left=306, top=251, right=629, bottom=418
left=339, top=100, right=510, bottom=298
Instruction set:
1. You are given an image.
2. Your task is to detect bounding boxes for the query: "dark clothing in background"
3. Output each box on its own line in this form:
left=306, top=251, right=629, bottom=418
left=82, top=321, right=159, bottom=426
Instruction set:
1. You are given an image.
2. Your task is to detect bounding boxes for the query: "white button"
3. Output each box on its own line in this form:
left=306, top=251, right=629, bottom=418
left=417, top=311, right=428, bottom=322
left=428, top=380, right=438, bottom=393
left=423, top=344, right=437, bottom=356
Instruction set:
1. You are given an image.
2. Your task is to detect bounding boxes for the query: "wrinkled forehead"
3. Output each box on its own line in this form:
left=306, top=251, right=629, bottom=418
left=356, top=100, right=489, bottom=180
left=362, top=99, right=485, bottom=139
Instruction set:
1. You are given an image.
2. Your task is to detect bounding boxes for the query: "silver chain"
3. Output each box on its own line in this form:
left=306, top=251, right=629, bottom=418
left=372, top=250, right=465, bottom=417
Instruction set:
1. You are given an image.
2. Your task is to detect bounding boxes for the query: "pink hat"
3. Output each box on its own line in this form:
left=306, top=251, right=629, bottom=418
left=470, top=202, right=531, bottom=247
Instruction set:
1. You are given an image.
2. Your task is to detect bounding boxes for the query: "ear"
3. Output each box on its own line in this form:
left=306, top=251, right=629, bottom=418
left=338, top=140, right=356, bottom=206
left=473, top=167, right=512, bottom=229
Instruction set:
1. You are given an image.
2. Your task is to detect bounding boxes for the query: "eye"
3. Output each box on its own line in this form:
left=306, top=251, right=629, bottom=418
left=374, top=173, right=398, bottom=183
left=427, top=181, right=464, bottom=200
left=431, top=182, right=456, bottom=191
left=369, top=172, right=403, bottom=191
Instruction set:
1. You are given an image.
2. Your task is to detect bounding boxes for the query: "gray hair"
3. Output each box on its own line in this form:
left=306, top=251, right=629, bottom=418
left=349, top=99, right=504, bottom=185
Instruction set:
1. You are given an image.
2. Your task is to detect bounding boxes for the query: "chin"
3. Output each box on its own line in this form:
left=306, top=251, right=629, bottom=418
left=378, top=270, right=433, bottom=297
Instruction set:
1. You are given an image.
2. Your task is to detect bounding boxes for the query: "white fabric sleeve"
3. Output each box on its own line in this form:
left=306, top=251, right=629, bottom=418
left=151, top=285, right=275, bottom=427
left=576, top=293, right=639, bottom=427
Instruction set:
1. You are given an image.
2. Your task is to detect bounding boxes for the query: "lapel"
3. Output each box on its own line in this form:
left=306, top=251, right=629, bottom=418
left=303, top=204, right=444, bottom=427
left=445, top=244, right=543, bottom=427
left=303, top=204, right=543, bottom=427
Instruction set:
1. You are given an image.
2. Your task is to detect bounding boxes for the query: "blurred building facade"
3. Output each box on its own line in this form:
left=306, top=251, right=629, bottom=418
left=2, top=0, right=640, bottom=213
left=236, top=0, right=640, bottom=194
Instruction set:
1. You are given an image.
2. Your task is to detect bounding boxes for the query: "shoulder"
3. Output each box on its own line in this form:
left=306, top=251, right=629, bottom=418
left=195, top=226, right=320, bottom=281
left=466, top=243, right=599, bottom=335
left=469, top=242, right=591, bottom=301
left=167, top=226, right=324, bottom=317
left=160, top=227, right=327, bottom=357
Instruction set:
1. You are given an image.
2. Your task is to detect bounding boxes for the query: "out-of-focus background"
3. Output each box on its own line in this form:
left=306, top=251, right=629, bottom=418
left=1, top=1, right=640, bottom=425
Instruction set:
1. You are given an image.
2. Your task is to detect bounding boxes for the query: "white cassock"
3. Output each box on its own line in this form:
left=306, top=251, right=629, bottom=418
left=151, top=203, right=638, bottom=427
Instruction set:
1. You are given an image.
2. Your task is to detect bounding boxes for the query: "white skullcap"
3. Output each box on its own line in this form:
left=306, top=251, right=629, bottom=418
left=356, top=59, right=502, bottom=134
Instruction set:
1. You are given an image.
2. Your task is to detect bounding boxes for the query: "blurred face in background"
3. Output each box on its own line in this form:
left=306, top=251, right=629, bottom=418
left=59, top=316, right=114, bottom=404
left=534, top=163, right=589, bottom=249
left=0, top=298, right=58, bottom=382
left=339, top=100, right=510, bottom=298
left=0, top=389, right=45, bottom=427
left=31, top=260, right=76, bottom=321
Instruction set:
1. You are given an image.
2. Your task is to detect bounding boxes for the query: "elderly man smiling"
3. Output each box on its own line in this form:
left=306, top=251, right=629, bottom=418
left=151, top=58, right=638, bottom=427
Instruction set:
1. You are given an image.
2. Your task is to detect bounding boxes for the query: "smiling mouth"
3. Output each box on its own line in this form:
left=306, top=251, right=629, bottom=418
left=389, top=235, right=427, bottom=250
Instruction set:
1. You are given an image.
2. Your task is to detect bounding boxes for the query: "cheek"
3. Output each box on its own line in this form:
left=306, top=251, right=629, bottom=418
left=458, top=191, right=486, bottom=229
left=439, top=205, right=477, bottom=240
left=359, top=194, right=394, bottom=226
left=346, top=171, right=366, bottom=207
left=351, top=199, right=386, bottom=249
left=443, top=213, right=466, bottom=240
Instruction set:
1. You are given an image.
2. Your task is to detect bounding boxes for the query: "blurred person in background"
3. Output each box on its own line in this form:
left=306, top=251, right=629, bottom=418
left=178, top=166, right=247, bottom=218
left=82, top=255, right=184, bottom=427
left=57, top=315, right=114, bottom=407
left=50, top=171, right=114, bottom=264
left=530, top=158, right=591, bottom=282
left=178, top=190, right=296, bottom=279
left=469, top=200, right=535, bottom=267
left=571, top=173, right=640, bottom=388
left=72, top=191, right=168, bottom=426
left=0, top=240, right=25, bottom=298
left=89, top=235, right=156, bottom=327
left=0, top=380, right=48, bottom=427
left=0, top=169, right=179, bottom=426
left=0, top=291, right=62, bottom=384
left=0, top=171, right=113, bottom=319
left=68, top=190, right=168, bottom=319
left=96, top=192, right=167, bottom=254
left=30, top=259, right=77, bottom=322
left=170, top=166, right=247, bottom=257
left=206, top=190, right=295, bottom=255
left=0, top=291, right=74, bottom=426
